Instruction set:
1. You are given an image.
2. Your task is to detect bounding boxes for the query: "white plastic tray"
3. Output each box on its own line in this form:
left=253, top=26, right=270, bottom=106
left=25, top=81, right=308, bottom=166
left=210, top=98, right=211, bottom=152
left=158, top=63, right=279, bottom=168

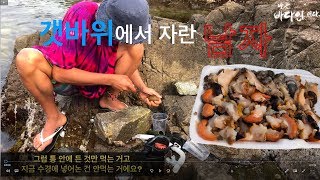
left=189, top=64, right=320, bottom=149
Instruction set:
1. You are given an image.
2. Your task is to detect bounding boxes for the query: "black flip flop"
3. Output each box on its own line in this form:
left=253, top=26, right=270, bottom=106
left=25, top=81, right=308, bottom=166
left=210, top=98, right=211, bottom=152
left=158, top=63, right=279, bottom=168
left=39, top=112, right=69, bottom=153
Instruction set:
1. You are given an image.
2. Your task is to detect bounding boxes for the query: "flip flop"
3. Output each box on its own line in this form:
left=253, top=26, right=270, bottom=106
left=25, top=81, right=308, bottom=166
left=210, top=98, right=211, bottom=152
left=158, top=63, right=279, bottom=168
left=38, top=111, right=69, bottom=153
left=98, top=102, right=129, bottom=112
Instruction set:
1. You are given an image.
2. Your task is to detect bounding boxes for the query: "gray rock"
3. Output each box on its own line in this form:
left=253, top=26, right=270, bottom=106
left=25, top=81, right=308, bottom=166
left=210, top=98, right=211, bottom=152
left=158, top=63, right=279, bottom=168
left=228, top=161, right=285, bottom=179
left=205, top=1, right=245, bottom=34
left=207, top=145, right=268, bottom=161
left=94, top=106, right=151, bottom=142
left=266, top=51, right=287, bottom=69
left=193, top=163, right=234, bottom=180
left=229, top=41, right=267, bottom=67
left=254, top=3, right=280, bottom=31
left=174, top=81, right=198, bottom=95
left=311, top=68, right=320, bottom=77
left=284, top=28, right=299, bottom=50
left=228, top=1, right=282, bottom=66
left=286, top=29, right=320, bottom=58
left=268, top=28, right=286, bottom=55
left=298, top=28, right=320, bottom=44
left=288, top=0, right=320, bottom=29
left=191, top=158, right=285, bottom=180
left=286, top=42, right=320, bottom=71
left=273, top=149, right=320, bottom=179
left=163, top=95, right=195, bottom=134
left=14, top=31, right=40, bottom=54
left=149, top=0, right=216, bottom=11
left=188, top=14, right=206, bottom=33
left=169, top=125, right=182, bottom=134
left=39, top=30, right=52, bottom=46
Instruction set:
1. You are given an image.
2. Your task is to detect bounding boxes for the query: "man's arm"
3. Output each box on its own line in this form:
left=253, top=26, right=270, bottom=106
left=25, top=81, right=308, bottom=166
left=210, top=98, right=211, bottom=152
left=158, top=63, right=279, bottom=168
left=52, top=66, right=136, bottom=92
left=130, top=69, right=162, bottom=107
left=130, top=69, right=147, bottom=90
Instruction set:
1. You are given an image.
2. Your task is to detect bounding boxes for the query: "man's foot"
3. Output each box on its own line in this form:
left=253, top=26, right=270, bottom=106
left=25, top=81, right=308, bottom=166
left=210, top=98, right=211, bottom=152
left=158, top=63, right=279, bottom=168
left=33, top=112, right=67, bottom=152
left=99, top=94, right=128, bottom=112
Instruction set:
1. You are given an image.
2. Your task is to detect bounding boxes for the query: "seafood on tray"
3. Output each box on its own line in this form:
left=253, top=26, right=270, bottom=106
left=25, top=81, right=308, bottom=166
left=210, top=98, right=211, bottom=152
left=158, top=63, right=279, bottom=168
left=198, top=68, right=320, bottom=144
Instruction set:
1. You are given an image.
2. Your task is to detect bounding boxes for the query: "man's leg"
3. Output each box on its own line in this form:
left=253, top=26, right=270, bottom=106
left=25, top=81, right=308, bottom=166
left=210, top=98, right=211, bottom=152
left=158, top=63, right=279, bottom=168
left=15, top=48, right=67, bottom=151
left=99, top=43, right=144, bottom=110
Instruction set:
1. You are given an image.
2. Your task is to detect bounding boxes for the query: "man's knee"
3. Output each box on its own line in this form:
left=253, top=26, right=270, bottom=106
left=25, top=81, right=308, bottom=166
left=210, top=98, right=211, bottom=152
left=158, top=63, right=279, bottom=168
left=130, top=44, right=144, bottom=64
left=15, top=48, right=42, bottom=72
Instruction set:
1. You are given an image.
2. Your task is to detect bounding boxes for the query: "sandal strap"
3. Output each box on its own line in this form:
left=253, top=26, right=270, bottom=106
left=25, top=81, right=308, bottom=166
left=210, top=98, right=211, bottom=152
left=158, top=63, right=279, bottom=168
left=40, top=126, right=63, bottom=143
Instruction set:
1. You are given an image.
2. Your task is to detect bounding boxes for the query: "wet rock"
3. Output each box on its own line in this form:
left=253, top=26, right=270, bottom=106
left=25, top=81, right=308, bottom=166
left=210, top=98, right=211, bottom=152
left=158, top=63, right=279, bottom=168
left=163, top=95, right=195, bottom=129
left=194, top=163, right=233, bottom=180
left=207, top=145, right=268, bottom=162
left=93, top=138, right=144, bottom=153
left=39, top=30, right=52, bottom=45
left=229, top=162, right=285, bottom=179
left=168, top=124, right=189, bottom=141
left=169, top=125, right=183, bottom=134
left=94, top=106, right=152, bottom=142
left=174, top=81, right=198, bottom=95
left=168, top=125, right=185, bottom=137
left=113, top=141, right=126, bottom=147
left=17, top=99, right=44, bottom=152
left=273, top=149, right=320, bottom=179
left=56, top=95, right=98, bottom=152
left=14, top=31, right=40, bottom=54
left=192, top=158, right=285, bottom=180
left=205, top=146, right=320, bottom=179
left=57, top=147, right=82, bottom=153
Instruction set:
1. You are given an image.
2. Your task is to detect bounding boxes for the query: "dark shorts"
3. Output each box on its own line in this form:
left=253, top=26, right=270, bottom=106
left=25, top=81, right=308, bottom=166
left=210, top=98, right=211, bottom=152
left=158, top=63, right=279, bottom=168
left=52, top=80, right=79, bottom=96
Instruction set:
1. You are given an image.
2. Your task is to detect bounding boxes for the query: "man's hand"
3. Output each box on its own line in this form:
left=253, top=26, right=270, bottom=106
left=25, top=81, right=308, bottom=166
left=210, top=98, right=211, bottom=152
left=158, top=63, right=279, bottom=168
left=109, top=74, right=137, bottom=92
left=139, top=87, right=162, bottom=107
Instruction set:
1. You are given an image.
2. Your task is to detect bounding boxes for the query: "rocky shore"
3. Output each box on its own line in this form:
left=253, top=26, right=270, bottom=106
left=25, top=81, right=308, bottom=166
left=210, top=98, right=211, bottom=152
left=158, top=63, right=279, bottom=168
left=1, top=0, right=320, bottom=179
